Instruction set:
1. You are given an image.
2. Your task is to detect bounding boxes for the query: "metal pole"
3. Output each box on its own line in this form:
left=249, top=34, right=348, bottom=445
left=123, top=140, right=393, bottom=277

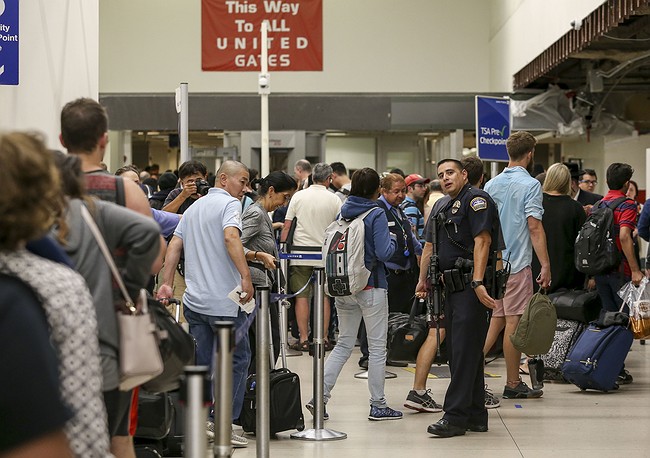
left=182, top=366, right=210, bottom=458
left=279, top=243, right=301, bottom=361
left=213, top=322, right=234, bottom=458
left=491, top=161, right=499, bottom=181
left=259, top=21, right=270, bottom=178
left=291, top=268, right=346, bottom=441
left=179, top=82, right=189, bottom=163
left=255, top=287, right=271, bottom=458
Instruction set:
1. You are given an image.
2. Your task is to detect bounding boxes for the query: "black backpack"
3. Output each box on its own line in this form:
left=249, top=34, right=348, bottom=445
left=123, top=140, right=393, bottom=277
left=574, top=197, right=627, bottom=276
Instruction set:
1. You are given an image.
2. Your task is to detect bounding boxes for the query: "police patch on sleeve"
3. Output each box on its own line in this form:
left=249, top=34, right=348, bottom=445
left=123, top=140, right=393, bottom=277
left=470, top=197, right=487, bottom=212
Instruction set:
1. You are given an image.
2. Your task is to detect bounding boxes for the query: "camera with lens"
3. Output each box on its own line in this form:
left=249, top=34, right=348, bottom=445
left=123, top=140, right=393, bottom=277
left=195, top=179, right=211, bottom=196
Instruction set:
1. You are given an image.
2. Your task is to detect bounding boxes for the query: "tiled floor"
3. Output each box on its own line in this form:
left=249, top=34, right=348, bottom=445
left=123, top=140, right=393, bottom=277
left=229, top=342, right=649, bottom=458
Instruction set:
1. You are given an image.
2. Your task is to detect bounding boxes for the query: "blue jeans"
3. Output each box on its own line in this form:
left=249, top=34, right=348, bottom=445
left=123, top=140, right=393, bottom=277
left=183, top=305, right=251, bottom=421
left=321, top=288, right=389, bottom=408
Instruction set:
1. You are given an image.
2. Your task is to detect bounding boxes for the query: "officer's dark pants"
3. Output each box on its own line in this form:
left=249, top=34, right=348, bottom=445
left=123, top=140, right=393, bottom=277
left=387, top=268, right=419, bottom=314
left=442, top=286, right=490, bottom=428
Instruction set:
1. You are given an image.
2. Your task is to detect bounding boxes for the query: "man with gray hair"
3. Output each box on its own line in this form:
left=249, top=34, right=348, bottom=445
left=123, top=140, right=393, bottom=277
left=281, top=163, right=342, bottom=351
left=294, top=159, right=313, bottom=189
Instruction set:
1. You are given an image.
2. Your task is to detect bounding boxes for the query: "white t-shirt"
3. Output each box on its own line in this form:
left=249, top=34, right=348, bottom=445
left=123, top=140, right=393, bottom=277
left=285, top=184, right=342, bottom=266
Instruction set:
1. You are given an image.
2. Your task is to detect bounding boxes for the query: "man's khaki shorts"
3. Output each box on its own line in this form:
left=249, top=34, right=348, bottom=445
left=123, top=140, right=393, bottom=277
left=290, top=265, right=314, bottom=299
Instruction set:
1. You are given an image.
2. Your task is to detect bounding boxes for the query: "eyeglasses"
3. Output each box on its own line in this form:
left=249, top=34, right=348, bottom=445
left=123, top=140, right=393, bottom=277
left=580, top=180, right=597, bottom=185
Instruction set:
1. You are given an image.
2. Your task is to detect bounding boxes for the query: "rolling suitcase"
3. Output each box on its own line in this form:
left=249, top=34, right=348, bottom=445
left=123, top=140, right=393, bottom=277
left=240, top=367, right=305, bottom=435
left=561, top=323, right=633, bottom=392
left=541, top=319, right=585, bottom=381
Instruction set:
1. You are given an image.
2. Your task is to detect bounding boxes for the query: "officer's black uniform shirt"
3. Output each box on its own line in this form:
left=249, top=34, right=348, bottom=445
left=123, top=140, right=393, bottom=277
left=425, top=184, right=500, bottom=271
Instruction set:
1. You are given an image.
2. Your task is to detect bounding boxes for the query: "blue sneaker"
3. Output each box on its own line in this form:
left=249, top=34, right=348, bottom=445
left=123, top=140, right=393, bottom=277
left=368, top=405, right=403, bottom=421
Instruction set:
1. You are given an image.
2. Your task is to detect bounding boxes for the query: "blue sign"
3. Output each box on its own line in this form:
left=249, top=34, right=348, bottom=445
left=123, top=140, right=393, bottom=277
left=0, top=0, right=19, bottom=86
left=475, top=96, right=510, bottom=161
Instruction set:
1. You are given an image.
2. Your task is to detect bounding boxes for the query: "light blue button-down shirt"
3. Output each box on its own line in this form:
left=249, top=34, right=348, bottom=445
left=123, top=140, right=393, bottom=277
left=484, top=166, right=544, bottom=274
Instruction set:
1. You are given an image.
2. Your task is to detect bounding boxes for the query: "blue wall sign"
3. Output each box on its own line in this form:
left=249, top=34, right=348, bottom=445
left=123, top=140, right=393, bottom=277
left=475, top=96, right=510, bottom=161
left=0, top=0, right=19, bottom=86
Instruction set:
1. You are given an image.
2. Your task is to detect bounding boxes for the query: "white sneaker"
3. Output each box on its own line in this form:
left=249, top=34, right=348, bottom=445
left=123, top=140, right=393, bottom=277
left=231, top=431, right=249, bottom=448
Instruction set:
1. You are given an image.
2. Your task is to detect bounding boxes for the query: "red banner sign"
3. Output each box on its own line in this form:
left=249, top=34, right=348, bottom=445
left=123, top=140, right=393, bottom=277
left=202, top=0, right=323, bottom=72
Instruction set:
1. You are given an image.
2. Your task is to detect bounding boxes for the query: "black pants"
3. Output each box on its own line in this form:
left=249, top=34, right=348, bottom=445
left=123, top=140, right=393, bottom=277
left=387, top=268, right=419, bottom=314
left=442, top=286, right=491, bottom=428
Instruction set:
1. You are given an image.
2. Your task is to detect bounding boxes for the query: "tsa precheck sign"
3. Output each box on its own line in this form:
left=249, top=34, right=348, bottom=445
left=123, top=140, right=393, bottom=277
left=0, top=0, right=19, bottom=86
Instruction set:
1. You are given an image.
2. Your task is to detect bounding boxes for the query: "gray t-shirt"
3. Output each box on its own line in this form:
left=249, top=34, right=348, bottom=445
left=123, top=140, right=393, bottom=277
left=58, top=198, right=161, bottom=390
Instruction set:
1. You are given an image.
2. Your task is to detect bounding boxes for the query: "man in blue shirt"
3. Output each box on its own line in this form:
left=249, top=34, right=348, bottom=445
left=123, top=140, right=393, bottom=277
left=483, top=131, right=551, bottom=401
left=158, top=160, right=252, bottom=448
left=402, top=174, right=429, bottom=245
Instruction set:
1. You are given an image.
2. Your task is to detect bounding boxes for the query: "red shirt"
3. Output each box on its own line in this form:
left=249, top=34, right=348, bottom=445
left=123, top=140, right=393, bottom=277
left=600, top=190, right=638, bottom=276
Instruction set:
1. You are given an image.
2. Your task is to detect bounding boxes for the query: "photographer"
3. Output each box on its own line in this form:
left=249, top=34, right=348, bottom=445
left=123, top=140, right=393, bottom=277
left=162, top=160, right=209, bottom=214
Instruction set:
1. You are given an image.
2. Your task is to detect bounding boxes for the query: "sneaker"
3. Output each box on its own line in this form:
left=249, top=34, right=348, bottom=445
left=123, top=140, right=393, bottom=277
left=231, top=431, right=248, bottom=448
left=502, top=380, right=543, bottom=399
left=305, top=401, right=329, bottom=420
left=368, top=405, right=403, bottom=421
left=206, top=421, right=214, bottom=441
left=358, top=357, right=369, bottom=370
left=404, top=389, right=442, bottom=413
left=484, top=385, right=500, bottom=409
left=617, top=369, right=633, bottom=385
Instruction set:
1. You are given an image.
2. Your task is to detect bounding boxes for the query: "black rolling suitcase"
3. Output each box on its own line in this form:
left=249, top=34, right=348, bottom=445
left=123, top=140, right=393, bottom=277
left=240, top=368, right=305, bottom=435
left=134, top=299, right=192, bottom=457
left=541, top=318, right=585, bottom=381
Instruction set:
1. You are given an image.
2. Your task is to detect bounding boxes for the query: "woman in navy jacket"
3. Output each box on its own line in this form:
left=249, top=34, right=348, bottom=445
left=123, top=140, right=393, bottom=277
left=308, top=168, right=403, bottom=421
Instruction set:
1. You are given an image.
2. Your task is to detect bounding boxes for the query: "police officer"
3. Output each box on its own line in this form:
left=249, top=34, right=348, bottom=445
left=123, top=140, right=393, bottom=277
left=416, top=158, right=501, bottom=437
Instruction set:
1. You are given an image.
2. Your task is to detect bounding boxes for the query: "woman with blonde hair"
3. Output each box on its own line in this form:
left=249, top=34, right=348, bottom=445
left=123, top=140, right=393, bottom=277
left=532, top=163, right=586, bottom=293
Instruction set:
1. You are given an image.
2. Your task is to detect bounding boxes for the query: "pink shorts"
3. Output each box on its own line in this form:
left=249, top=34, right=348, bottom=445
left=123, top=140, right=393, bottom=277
left=492, top=266, right=533, bottom=318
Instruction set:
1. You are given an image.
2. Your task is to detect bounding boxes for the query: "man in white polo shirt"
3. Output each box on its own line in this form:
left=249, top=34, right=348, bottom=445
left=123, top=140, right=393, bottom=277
left=281, top=163, right=342, bottom=351
left=157, top=160, right=252, bottom=447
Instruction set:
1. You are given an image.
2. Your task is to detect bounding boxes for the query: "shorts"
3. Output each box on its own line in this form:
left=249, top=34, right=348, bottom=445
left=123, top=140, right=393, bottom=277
left=492, top=266, right=533, bottom=318
left=290, top=265, right=314, bottom=299
left=103, top=388, right=133, bottom=436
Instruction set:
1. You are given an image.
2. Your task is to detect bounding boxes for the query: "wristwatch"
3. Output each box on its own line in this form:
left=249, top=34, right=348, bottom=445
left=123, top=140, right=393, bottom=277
left=470, top=280, right=484, bottom=289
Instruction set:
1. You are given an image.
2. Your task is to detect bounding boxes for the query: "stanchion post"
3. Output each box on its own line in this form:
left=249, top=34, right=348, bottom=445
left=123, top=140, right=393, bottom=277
left=256, top=287, right=271, bottom=458
left=291, top=268, right=347, bottom=441
left=279, top=244, right=301, bottom=360
left=213, top=322, right=234, bottom=458
left=181, top=366, right=210, bottom=458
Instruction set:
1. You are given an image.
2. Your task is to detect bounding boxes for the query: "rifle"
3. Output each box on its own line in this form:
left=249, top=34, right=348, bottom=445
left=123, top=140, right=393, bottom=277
left=427, top=214, right=445, bottom=360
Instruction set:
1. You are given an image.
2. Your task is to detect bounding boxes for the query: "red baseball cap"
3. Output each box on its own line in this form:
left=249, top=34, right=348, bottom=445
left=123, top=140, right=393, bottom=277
left=405, top=174, right=431, bottom=187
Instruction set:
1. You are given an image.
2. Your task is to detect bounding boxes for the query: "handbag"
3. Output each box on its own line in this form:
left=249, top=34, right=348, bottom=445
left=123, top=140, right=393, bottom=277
left=386, top=298, right=428, bottom=363
left=81, top=205, right=163, bottom=391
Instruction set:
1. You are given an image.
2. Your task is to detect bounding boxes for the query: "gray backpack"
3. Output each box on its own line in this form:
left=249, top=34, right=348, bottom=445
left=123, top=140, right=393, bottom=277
left=322, top=208, right=377, bottom=297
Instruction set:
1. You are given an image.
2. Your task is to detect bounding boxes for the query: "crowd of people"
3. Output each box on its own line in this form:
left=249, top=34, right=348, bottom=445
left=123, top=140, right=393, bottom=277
left=2, top=96, right=648, bottom=456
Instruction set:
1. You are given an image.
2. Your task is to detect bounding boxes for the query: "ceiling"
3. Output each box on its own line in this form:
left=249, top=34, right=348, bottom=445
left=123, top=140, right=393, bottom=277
left=514, top=2, right=650, bottom=134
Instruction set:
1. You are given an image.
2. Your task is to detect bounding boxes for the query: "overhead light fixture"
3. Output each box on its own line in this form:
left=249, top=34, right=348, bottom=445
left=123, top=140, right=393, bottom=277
left=418, top=132, right=439, bottom=136
left=326, top=131, right=348, bottom=136
left=147, top=131, right=160, bottom=136
left=207, top=132, right=224, bottom=137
